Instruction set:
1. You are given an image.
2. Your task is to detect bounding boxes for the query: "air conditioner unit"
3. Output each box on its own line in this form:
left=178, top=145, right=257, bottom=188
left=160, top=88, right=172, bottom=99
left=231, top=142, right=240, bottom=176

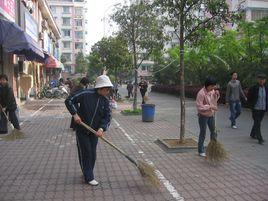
left=39, top=32, right=44, bottom=40
left=41, top=20, right=48, bottom=30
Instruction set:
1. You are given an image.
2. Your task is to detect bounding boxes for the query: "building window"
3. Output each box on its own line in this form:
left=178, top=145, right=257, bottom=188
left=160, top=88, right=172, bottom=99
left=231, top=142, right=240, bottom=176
left=142, top=66, right=147, bottom=71
left=252, top=9, right=268, bottom=21
left=63, top=6, right=71, bottom=14
left=75, top=42, right=83, bottom=50
left=63, top=41, right=71, bottom=49
left=64, top=65, right=72, bottom=73
left=62, top=17, right=71, bottom=26
left=75, top=7, right=83, bottom=15
left=62, top=53, right=71, bottom=62
left=75, top=31, right=83, bottom=39
left=50, top=6, right=56, bottom=14
left=62, top=29, right=71, bottom=37
left=75, top=19, right=83, bottom=26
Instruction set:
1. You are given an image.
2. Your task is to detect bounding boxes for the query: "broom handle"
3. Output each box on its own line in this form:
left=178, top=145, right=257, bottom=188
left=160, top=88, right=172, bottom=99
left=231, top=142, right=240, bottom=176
left=80, top=121, right=138, bottom=166
left=0, top=104, right=9, bottom=120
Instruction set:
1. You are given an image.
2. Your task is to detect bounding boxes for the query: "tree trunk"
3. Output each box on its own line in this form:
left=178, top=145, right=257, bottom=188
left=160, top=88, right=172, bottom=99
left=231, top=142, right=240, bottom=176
left=133, top=49, right=138, bottom=110
left=179, top=12, right=185, bottom=143
left=259, top=32, right=263, bottom=64
left=131, top=17, right=138, bottom=110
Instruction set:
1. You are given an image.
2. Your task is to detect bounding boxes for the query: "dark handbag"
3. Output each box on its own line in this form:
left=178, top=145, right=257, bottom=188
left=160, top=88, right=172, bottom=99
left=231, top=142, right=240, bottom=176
left=0, top=112, right=8, bottom=134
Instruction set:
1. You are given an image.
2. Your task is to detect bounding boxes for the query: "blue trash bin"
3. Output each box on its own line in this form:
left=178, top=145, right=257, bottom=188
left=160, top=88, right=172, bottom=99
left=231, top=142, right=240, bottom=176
left=141, top=104, right=155, bottom=122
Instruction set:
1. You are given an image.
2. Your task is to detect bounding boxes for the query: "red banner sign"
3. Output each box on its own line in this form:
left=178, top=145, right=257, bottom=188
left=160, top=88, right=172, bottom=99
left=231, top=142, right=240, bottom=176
left=0, top=0, right=15, bottom=21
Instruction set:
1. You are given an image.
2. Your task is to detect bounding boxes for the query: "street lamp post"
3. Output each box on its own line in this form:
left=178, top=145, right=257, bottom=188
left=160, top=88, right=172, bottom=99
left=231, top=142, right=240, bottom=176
left=102, top=3, right=121, bottom=37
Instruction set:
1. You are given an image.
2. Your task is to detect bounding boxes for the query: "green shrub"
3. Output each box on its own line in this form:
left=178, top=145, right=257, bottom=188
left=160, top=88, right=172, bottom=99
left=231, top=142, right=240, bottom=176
left=121, top=108, right=142, bottom=115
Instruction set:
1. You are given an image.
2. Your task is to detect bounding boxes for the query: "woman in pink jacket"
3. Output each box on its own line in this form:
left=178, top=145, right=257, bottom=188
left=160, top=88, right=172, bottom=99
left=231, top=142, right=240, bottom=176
left=196, top=77, right=220, bottom=157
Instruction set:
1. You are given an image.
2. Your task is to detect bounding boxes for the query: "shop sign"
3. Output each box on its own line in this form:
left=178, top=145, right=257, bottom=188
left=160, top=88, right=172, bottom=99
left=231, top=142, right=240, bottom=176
left=25, top=11, right=38, bottom=42
left=44, top=31, right=49, bottom=52
left=0, top=0, right=15, bottom=22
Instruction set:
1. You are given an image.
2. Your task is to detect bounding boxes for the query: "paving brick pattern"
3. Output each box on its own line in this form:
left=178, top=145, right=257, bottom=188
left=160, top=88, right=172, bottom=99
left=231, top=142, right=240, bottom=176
left=0, top=98, right=267, bottom=201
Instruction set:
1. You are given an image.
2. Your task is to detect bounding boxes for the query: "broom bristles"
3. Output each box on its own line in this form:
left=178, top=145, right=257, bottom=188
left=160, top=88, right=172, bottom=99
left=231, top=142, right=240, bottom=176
left=206, top=139, right=228, bottom=164
left=2, top=129, right=27, bottom=141
left=137, top=160, right=160, bottom=187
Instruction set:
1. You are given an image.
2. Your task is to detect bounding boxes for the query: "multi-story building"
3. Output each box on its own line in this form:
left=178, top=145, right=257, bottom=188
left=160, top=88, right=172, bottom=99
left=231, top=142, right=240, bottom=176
left=228, top=0, right=268, bottom=21
left=48, top=0, right=87, bottom=74
left=0, top=0, right=61, bottom=102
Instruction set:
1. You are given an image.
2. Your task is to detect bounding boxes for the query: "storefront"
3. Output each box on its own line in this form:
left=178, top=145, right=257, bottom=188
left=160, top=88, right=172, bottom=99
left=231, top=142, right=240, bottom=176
left=44, top=53, right=63, bottom=83
left=0, top=18, right=45, bottom=100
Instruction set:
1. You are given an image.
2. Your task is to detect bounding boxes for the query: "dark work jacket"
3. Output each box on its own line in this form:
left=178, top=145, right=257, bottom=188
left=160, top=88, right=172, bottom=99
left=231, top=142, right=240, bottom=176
left=65, top=89, right=111, bottom=132
left=139, top=81, right=148, bottom=91
left=70, top=85, right=84, bottom=96
left=0, top=85, right=17, bottom=111
left=247, top=84, right=268, bottom=111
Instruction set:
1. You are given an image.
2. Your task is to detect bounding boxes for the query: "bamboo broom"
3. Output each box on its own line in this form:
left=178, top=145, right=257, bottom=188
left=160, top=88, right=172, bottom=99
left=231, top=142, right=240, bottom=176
left=80, top=122, right=160, bottom=187
left=0, top=108, right=26, bottom=141
left=204, top=87, right=227, bottom=164
left=206, top=113, right=228, bottom=164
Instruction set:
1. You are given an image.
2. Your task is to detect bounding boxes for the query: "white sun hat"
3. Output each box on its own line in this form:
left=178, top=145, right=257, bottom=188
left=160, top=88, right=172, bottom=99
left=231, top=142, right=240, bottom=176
left=95, top=75, right=113, bottom=89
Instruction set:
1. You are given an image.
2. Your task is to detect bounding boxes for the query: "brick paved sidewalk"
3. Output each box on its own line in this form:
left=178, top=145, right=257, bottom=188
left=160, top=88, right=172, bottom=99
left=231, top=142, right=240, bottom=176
left=0, top=99, right=267, bottom=201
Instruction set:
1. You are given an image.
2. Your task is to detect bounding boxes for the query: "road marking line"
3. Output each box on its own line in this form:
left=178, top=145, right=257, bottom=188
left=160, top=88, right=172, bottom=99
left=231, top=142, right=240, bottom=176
left=20, top=99, right=54, bottom=126
left=112, top=119, right=184, bottom=201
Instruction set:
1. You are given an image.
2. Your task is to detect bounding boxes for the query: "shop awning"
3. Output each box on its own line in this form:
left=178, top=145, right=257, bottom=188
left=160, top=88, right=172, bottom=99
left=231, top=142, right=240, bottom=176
left=0, top=19, right=45, bottom=62
left=44, top=53, right=61, bottom=68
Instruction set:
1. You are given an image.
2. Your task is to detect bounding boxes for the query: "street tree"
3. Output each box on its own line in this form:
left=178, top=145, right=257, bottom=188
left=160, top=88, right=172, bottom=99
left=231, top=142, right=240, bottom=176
left=112, top=1, right=165, bottom=110
left=238, top=18, right=268, bottom=84
left=89, top=36, right=132, bottom=82
left=75, top=52, right=88, bottom=75
left=87, top=53, right=103, bottom=83
left=154, top=0, right=238, bottom=143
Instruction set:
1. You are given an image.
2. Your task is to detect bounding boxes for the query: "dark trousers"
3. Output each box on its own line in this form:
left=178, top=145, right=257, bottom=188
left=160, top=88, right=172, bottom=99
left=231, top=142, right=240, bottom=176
left=198, top=114, right=217, bottom=154
left=0, top=112, right=7, bottom=134
left=70, top=117, right=76, bottom=130
left=250, top=109, right=265, bottom=142
left=127, top=90, right=133, bottom=98
left=7, top=110, right=20, bottom=130
left=140, top=90, right=146, bottom=104
left=76, top=129, right=98, bottom=182
left=229, top=100, right=241, bottom=126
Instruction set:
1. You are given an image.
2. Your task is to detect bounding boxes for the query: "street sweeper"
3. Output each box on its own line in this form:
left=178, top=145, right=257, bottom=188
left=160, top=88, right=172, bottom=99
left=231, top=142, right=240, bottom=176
left=65, top=75, right=113, bottom=186
left=0, top=74, right=20, bottom=134
left=196, top=76, right=220, bottom=157
left=65, top=75, right=160, bottom=187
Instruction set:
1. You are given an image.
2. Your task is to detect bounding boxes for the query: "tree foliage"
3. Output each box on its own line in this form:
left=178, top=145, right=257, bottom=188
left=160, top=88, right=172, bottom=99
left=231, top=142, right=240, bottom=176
left=154, top=0, right=237, bottom=141
left=87, top=36, right=132, bottom=83
left=154, top=17, right=268, bottom=88
left=112, top=1, right=165, bottom=109
left=75, top=52, right=88, bottom=75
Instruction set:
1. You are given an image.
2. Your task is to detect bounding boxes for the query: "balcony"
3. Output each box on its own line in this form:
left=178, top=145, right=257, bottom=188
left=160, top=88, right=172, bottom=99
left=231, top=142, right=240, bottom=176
left=62, top=12, right=72, bottom=17
left=61, top=24, right=72, bottom=29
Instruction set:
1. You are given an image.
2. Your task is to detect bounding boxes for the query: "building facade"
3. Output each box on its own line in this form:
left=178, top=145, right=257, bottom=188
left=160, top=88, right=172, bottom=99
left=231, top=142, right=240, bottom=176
left=48, top=0, right=87, bottom=74
left=229, top=0, right=268, bottom=21
left=0, top=0, right=61, bottom=102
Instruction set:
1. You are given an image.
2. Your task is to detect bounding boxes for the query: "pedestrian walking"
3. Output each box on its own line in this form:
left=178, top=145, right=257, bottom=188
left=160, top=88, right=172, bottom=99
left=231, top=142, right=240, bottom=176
left=127, top=81, right=133, bottom=98
left=113, top=82, right=119, bottom=100
left=65, top=78, right=73, bottom=91
left=196, top=77, right=220, bottom=157
left=225, top=72, right=247, bottom=129
left=0, top=74, right=20, bottom=132
left=139, top=77, right=148, bottom=104
left=65, top=75, right=113, bottom=185
left=247, top=73, right=268, bottom=145
left=69, top=77, right=90, bottom=131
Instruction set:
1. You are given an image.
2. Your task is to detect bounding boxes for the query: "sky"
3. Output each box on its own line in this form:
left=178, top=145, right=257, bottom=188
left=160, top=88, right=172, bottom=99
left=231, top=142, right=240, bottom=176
left=85, top=0, right=126, bottom=52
